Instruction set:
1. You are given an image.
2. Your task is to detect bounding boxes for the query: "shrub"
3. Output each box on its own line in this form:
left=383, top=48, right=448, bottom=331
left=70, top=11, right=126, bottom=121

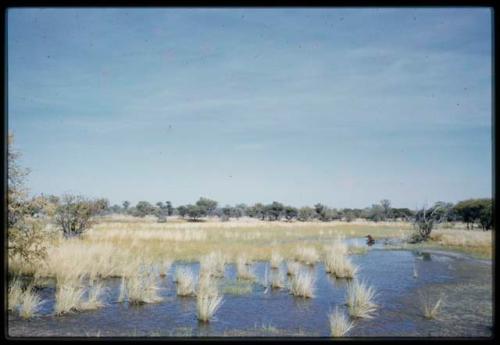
left=54, top=194, right=107, bottom=238
left=8, top=134, right=50, bottom=264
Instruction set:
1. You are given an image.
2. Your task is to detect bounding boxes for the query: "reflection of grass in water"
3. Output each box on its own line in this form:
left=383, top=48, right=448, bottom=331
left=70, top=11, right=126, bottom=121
left=222, top=323, right=313, bottom=336
left=222, top=281, right=253, bottom=295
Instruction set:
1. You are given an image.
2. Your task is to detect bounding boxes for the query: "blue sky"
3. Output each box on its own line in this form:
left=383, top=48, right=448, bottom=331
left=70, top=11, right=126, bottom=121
left=8, top=8, right=492, bottom=209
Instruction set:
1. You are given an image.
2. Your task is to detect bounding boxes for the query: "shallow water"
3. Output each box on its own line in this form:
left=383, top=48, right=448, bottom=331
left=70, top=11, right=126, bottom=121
left=8, top=243, right=492, bottom=338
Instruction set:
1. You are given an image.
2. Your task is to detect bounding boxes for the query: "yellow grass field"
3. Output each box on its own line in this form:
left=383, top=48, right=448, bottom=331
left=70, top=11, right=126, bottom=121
left=9, top=216, right=492, bottom=280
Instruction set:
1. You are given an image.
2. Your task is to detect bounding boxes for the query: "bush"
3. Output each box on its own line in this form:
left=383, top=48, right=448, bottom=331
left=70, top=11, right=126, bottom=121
left=8, top=134, right=50, bottom=264
left=54, top=195, right=106, bottom=237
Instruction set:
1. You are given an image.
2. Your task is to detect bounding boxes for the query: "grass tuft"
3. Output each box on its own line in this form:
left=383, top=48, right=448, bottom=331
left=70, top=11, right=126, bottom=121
left=295, top=247, right=319, bottom=265
left=270, top=251, right=283, bottom=269
left=345, top=280, right=377, bottom=319
left=290, top=269, right=315, bottom=298
left=324, top=252, right=358, bottom=279
left=420, top=292, right=444, bottom=320
left=329, top=307, right=354, bottom=337
left=18, top=286, right=43, bottom=319
left=236, top=256, right=255, bottom=281
left=175, top=266, right=197, bottom=297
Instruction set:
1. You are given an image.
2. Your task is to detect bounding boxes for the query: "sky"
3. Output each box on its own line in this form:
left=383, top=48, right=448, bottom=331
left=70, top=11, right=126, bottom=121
left=7, top=8, right=493, bottom=209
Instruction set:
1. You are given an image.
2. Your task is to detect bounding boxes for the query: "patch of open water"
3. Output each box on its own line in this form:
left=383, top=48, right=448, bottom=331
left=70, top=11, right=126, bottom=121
left=8, top=242, right=492, bottom=338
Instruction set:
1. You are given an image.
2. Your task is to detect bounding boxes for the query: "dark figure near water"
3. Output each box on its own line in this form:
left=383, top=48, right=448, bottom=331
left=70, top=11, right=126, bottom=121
left=366, top=235, right=375, bottom=246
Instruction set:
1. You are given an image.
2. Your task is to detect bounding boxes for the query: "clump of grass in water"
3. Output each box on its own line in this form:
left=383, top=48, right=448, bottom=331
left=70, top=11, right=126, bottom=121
left=286, top=261, right=301, bottom=277
left=175, top=266, right=197, bottom=297
left=236, top=256, right=255, bottom=281
left=324, top=252, right=358, bottom=279
left=120, top=267, right=163, bottom=304
left=199, top=251, right=226, bottom=278
left=158, top=259, right=173, bottom=277
left=81, top=280, right=106, bottom=310
left=329, top=307, right=354, bottom=337
left=270, top=269, right=286, bottom=289
left=324, top=236, right=348, bottom=257
left=8, top=277, right=24, bottom=311
left=196, top=275, right=223, bottom=322
left=270, top=251, right=283, bottom=269
left=54, top=283, right=86, bottom=315
left=295, top=247, right=319, bottom=265
left=420, top=292, right=444, bottom=320
left=290, top=269, right=315, bottom=298
left=345, top=280, right=377, bottom=319
left=18, top=285, right=43, bottom=319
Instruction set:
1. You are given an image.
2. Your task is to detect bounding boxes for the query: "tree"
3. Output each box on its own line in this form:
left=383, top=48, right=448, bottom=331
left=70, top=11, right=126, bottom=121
left=265, top=201, right=284, bottom=221
left=284, top=206, right=298, bottom=221
left=454, top=198, right=492, bottom=230
left=7, top=134, right=49, bottom=263
left=342, top=208, right=355, bottom=222
left=367, top=204, right=385, bottom=222
left=430, top=201, right=455, bottom=223
left=186, top=204, right=205, bottom=221
left=196, top=197, right=218, bottom=217
left=54, top=194, right=104, bottom=238
left=298, top=206, right=315, bottom=221
left=380, top=199, right=392, bottom=220
left=409, top=204, right=446, bottom=243
left=155, top=202, right=168, bottom=222
left=166, top=201, right=174, bottom=216
left=221, top=206, right=232, bottom=221
left=134, top=201, right=156, bottom=217
left=479, top=202, right=493, bottom=230
left=314, top=203, right=326, bottom=220
left=122, top=201, right=130, bottom=213
left=177, top=205, right=188, bottom=218
left=247, top=203, right=266, bottom=220
left=391, top=208, right=414, bottom=221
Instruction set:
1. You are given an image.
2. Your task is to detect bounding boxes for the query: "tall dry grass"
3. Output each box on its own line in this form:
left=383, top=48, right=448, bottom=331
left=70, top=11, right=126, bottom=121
left=290, top=269, right=315, bottom=298
left=8, top=278, right=23, bottom=311
left=175, top=266, right=197, bottom=297
left=295, top=247, right=319, bottom=265
left=286, top=261, right=301, bottom=277
left=329, top=307, right=354, bottom=337
left=270, top=251, right=283, bottom=269
left=120, top=267, right=163, bottom=304
left=345, top=280, right=377, bottom=319
left=324, top=252, right=358, bottom=279
left=18, top=287, right=43, bottom=319
left=236, top=256, right=255, bottom=281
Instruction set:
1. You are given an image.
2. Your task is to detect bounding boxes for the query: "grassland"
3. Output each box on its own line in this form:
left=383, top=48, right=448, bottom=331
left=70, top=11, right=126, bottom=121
left=9, top=216, right=492, bottom=279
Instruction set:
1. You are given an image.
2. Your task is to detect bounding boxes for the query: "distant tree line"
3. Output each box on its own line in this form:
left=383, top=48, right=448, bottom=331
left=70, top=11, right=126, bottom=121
left=98, top=197, right=493, bottom=230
